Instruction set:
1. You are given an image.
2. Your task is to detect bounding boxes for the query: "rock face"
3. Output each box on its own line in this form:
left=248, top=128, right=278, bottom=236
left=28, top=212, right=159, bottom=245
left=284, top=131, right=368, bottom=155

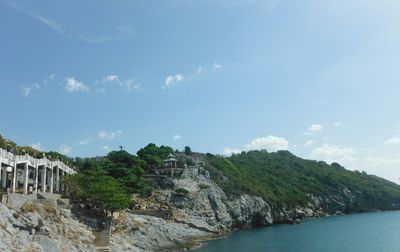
left=110, top=165, right=369, bottom=251
left=111, top=171, right=276, bottom=251
left=226, top=195, right=273, bottom=228
left=110, top=212, right=210, bottom=252
left=0, top=202, right=95, bottom=252
left=1, top=161, right=381, bottom=251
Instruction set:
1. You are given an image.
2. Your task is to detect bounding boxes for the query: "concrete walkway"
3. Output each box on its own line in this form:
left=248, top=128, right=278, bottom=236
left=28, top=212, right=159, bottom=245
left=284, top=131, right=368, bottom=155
left=94, top=223, right=111, bottom=252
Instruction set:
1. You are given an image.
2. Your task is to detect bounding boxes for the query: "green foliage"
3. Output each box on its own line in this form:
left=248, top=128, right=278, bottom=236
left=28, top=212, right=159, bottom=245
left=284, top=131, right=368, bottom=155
left=175, top=188, right=189, bottom=195
left=65, top=171, right=131, bottom=213
left=184, top=146, right=192, bottom=155
left=206, top=150, right=400, bottom=210
left=199, top=183, right=210, bottom=190
left=0, top=134, right=17, bottom=151
left=45, top=151, right=74, bottom=165
left=77, top=150, right=151, bottom=195
left=137, top=143, right=174, bottom=170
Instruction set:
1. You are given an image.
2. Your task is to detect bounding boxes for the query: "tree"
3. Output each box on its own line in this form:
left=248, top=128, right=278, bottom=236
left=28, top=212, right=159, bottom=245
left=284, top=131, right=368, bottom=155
left=76, top=151, right=150, bottom=195
left=184, top=146, right=192, bottom=155
left=137, top=143, right=174, bottom=170
left=65, top=171, right=131, bottom=215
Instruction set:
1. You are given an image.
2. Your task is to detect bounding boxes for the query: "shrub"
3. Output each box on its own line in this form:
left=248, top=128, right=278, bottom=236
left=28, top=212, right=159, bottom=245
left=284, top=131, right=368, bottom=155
left=199, top=183, right=210, bottom=190
left=175, top=188, right=189, bottom=195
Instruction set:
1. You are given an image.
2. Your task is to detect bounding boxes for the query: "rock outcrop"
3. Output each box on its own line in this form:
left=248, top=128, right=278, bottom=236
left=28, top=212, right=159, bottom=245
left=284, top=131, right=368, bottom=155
left=110, top=212, right=210, bottom=252
left=1, top=161, right=385, bottom=251
left=109, top=165, right=368, bottom=251
left=110, top=172, right=277, bottom=251
left=0, top=201, right=95, bottom=252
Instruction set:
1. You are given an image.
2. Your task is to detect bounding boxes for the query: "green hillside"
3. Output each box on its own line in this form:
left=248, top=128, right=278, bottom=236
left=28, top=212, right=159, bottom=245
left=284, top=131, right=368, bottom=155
left=205, top=150, right=400, bottom=211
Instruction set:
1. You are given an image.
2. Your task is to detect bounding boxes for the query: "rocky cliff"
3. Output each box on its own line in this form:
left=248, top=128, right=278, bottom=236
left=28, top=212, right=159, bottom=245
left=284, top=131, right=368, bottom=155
left=109, top=166, right=361, bottom=251
left=3, top=160, right=398, bottom=251
left=0, top=201, right=95, bottom=251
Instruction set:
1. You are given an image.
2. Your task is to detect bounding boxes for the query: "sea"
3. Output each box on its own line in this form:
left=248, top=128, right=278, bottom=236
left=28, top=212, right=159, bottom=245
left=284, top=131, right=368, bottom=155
left=195, top=210, right=400, bottom=252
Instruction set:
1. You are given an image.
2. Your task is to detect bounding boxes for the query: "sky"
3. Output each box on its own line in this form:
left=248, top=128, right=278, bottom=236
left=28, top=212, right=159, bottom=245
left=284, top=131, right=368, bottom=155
left=1, top=0, right=400, bottom=182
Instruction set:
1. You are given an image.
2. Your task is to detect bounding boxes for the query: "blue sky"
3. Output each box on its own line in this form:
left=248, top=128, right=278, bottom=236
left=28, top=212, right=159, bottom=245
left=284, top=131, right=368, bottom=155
left=1, top=0, right=400, bottom=182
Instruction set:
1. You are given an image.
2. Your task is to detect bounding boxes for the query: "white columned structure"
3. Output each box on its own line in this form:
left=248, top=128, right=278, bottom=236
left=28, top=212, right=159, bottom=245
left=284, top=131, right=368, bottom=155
left=12, top=162, right=17, bottom=193
left=42, top=166, right=47, bottom=193
left=0, top=148, right=75, bottom=194
left=23, top=163, right=29, bottom=194
left=49, top=167, right=54, bottom=194
left=55, top=166, right=60, bottom=192
left=34, top=165, right=39, bottom=193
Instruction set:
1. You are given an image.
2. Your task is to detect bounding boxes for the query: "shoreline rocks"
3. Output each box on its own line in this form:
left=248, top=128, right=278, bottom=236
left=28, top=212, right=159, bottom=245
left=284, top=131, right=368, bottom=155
left=0, top=202, right=96, bottom=252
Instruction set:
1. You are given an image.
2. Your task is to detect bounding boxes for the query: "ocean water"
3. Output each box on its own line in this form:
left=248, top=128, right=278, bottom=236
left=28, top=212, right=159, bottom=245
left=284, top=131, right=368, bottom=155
left=195, top=211, right=400, bottom=252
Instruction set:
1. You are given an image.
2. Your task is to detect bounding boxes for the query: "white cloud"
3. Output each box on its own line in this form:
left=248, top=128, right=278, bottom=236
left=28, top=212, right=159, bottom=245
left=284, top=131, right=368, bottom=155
left=6, top=1, right=64, bottom=34
left=65, top=77, right=89, bottom=92
left=363, top=156, right=400, bottom=167
left=98, top=130, right=122, bottom=140
left=173, top=134, right=182, bottom=140
left=245, top=135, right=289, bottom=152
left=163, top=74, right=185, bottom=89
left=20, top=83, right=40, bottom=97
left=124, top=79, right=141, bottom=91
left=350, top=156, right=400, bottom=183
left=305, top=124, right=323, bottom=135
left=31, top=142, right=42, bottom=151
left=79, top=139, right=90, bottom=145
left=310, top=144, right=355, bottom=164
left=304, top=140, right=315, bottom=147
left=80, top=35, right=109, bottom=43
left=213, top=62, right=222, bottom=69
left=104, top=75, right=119, bottom=82
left=19, top=74, right=57, bottom=97
left=197, top=67, right=204, bottom=75
left=34, top=15, right=63, bottom=33
left=60, top=145, right=71, bottom=155
left=384, top=137, right=400, bottom=145
left=97, top=75, right=140, bottom=92
left=223, top=147, right=242, bottom=156
left=333, top=122, right=343, bottom=127
left=101, top=145, right=112, bottom=152
left=21, top=86, right=32, bottom=97
left=222, top=135, right=289, bottom=155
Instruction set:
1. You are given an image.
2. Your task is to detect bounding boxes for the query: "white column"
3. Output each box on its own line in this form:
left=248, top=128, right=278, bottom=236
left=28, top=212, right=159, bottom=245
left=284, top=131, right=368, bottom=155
left=23, top=163, right=28, bottom=194
left=50, top=167, right=54, bottom=194
left=0, top=165, right=2, bottom=190
left=12, top=162, right=17, bottom=193
left=55, top=166, right=60, bottom=192
left=34, top=165, right=39, bottom=193
left=1, top=167, right=6, bottom=188
left=42, top=166, right=47, bottom=193
left=60, top=170, right=64, bottom=193
left=63, top=171, right=67, bottom=193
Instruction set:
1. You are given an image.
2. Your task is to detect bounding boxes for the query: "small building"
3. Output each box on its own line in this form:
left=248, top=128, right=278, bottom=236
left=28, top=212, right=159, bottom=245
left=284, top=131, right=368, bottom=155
left=163, top=154, right=177, bottom=168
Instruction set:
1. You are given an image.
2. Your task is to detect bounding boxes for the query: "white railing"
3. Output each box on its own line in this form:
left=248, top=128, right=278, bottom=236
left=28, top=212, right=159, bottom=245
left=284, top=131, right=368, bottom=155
left=0, top=147, right=76, bottom=174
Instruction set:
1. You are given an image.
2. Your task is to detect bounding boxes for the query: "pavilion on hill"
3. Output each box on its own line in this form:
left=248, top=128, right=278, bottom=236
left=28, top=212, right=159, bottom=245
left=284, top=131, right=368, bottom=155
left=163, top=153, right=178, bottom=168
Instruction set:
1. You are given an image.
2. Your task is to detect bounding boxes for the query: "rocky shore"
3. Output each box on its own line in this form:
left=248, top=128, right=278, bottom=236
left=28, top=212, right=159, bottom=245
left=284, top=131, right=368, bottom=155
left=0, top=201, right=95, bottom=251
left=108, top=166, right=359, bottom=251
left=0, top=164, right=390, bottom=251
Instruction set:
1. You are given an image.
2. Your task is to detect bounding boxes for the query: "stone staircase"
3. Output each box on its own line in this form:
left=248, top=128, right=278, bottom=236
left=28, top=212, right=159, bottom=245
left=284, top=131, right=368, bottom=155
left=94, top=223, right=111, bottom=252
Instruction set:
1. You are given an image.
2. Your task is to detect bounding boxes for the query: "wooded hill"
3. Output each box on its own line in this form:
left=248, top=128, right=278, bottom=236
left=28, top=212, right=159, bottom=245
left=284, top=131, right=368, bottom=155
left=205, top=150, right=400, bottom=211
